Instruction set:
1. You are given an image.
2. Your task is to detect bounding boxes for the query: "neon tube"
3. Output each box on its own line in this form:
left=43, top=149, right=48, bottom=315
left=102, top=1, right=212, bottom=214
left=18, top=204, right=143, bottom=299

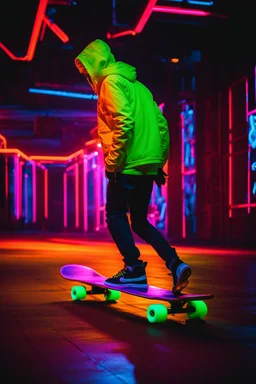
left=0, top=134, right=7, bottom=149
left=32, top=162, right=36, bottom=222
left=28, top=88, right=98, bottom=99
left=228, top=87, right=233, bottom=218
left=44, top=169, right=48, bottom=219
left=14, top=155, right=20, bottom=220
left=5, top=157, right=8, bottom=199
left=180, top=113, right=186, bottom=239
left=24, top=174, right=29, bottom=223
left=19, top=161, right=23, bottom=221
left=0, top=0, right=48, bottom=61
left=83, top=155, right=88, bottom=232
left=152, top=5, right=210, bottom=16
left=43, top=16, right=69, bottom=43
left=135, top=0, right=158, bottom=33
left=31, top=149, right=84, bottom=162
left=0, top=149, right=31, bottom=161
left=63, top=172, right=67, bottom=228
left=188, top=0, right=214, bottom=5
left=75, top=163, right=79, bottom=228
left=94, top=156, right=100, bottom=231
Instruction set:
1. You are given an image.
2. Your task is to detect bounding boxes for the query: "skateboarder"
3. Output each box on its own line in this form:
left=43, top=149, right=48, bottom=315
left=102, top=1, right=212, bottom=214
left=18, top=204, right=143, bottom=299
left=75, top=39, right=191, bottom=294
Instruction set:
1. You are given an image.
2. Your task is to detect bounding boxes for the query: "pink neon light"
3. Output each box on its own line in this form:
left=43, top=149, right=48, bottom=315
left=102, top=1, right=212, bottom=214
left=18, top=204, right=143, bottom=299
left=32, top=162, right=36, bottom=222
left=5, top=157, right=8, bottom=199
left=231, top=203, right=256, bottom=209
left=228, top=87, right=233, bottom=218
left=75, top=163, right=79, bottom=228
left=14, top=155, right=20, bottom=220
left=24, top=174, right=29, bottom=223
left=83, top=156, right=88, bottom=232
left=108, top=0, right=214, bottom=39
left=19, top=161, right=23, bottom=221
left=135, top=0, right=158, bottom=33
left=43, top=16, right=69, bottom=43
left=44, top=169, right=48, bottom=219
left=152, top=5, right=210, bottom=16
left=245, top=78, right=250, bottom=214
left=63, top=173, right=67, bottom=228
left=180, top=113, right=186, bottom=239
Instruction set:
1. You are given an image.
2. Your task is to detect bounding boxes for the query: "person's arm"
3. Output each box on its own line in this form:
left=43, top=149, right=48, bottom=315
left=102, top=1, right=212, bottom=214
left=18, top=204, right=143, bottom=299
left=153, top=101, right=170, bottom=167
left=101, top=76, right=134, bottom=172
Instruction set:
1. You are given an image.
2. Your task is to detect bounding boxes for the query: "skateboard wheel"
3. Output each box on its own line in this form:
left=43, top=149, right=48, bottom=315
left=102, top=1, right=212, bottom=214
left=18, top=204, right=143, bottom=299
left=186, top=300, right=208, bottom=319
left=147, top=304, right=168, bottom=323
left=71, top=286, right=87, bottom=300
left=104, top=289, right=121, bottom=301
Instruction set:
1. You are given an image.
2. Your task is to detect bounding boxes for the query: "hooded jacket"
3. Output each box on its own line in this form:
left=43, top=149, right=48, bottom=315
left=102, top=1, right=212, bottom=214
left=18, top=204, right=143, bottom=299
left=75, top=39, right=170, bottom=174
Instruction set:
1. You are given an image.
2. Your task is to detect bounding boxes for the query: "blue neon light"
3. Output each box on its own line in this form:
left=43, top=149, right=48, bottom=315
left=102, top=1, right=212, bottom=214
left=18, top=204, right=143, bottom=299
left=188, top=1, right=214, bottom=5
left=28, top=88, right=98, bottom=100
left=166, top=0, right=214, bottom=5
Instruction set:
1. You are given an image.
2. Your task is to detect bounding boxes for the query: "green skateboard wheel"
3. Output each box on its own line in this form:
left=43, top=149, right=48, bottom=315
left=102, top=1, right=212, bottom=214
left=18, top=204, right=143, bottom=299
left=71, top=285, right=87, bottom=300
left=187, top=300, right=208, bottom=319
left=147, top=304, right=168, bottom=323
left=104, top=289, right=121, bottom=301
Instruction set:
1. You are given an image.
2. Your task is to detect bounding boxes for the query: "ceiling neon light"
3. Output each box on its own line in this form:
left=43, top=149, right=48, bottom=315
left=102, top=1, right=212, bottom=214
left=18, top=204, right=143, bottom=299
left=28, top=88, right=98, bottom=99
left=107, top=0, right=221, bottom=39
left=0, top=0, right=69, bottom=61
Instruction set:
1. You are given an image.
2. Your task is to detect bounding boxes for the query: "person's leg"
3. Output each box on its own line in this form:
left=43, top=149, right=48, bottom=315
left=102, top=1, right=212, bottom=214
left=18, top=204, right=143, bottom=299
left=104, top=176, right=147, bottom=288
left=128, top=175, right=191, bottom=294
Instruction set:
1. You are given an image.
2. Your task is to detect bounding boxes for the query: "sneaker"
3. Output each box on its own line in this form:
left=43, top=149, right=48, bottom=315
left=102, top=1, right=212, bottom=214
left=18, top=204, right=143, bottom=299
left=105, top=262, right=148, bottom=289
left=169, top=259, right=191, bottom=295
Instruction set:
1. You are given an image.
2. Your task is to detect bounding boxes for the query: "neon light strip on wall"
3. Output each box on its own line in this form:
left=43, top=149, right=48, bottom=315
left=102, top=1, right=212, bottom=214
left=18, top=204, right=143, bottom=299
left=83, top=155, right=88, bottom=232
left=180, top=113, right=186, bottom=239
left=228, top=86, right=233, bottom=218
left=32, top=162, right=37, bottom=223
left=28, top=88, right=98, bottom=100
left=63, top=172, right=67, bottom=228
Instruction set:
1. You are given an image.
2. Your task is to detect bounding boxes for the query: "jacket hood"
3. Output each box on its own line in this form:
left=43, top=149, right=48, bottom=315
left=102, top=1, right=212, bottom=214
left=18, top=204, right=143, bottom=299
left=75, top=39, right=136, bottom=94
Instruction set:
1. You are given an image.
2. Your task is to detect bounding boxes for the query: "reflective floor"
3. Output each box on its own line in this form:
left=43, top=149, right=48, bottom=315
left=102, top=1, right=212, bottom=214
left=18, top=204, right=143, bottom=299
left=1, top=231, right=255, bottom=383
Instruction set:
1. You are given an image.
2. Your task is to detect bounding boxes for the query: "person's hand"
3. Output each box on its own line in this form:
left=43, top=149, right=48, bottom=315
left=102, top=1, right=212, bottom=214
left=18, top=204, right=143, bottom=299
left=154, top=168, right=168, bottom=187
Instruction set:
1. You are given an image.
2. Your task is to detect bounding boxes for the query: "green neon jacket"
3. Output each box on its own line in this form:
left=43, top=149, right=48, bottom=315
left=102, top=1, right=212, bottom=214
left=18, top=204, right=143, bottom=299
left=75, top=39, right=170, bottom=174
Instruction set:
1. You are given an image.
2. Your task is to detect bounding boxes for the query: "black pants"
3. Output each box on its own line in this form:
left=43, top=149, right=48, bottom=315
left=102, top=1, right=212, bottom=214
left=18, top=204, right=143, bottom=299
left=106, top=174, right=178, bottom=266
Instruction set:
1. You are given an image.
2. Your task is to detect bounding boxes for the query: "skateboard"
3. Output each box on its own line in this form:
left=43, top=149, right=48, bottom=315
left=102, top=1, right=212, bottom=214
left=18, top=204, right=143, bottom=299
left=60, top=264, right=214, bottom=323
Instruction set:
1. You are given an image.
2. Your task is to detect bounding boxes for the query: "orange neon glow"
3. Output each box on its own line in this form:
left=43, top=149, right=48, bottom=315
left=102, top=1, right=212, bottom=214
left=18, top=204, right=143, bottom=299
left=30, top=149, right=84, bottom=162
left=171, top=58, right=179, bottom=63
left=0, top=0, right=69, bottom=61
left=0, top=149, right=31, bottom=161
left=0, top=134, right=7, bottom=149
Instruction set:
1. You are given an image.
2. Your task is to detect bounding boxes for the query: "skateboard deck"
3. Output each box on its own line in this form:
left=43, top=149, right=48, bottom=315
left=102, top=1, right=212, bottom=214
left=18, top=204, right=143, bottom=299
left=60, top=264, right=214, bottom=323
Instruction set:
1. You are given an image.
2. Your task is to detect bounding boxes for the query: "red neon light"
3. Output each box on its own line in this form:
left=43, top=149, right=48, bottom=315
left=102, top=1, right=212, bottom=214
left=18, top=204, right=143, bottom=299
left=0, top=0, right=69, bottom=61
left=135, top=0, right=158, bottom=33
left=152, top=5, right=210, bottom=16
left=108, top=0, right=214, bottom=39
left=43, top=16, right=69, bottom=43
left=245, top=78, right=250, bottom=214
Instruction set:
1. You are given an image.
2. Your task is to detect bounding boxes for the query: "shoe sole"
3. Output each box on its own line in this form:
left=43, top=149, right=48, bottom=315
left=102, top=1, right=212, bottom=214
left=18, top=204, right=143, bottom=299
left=105, top=281, right=148, bottom=289
left=172, top=267, right=191, bottom=295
